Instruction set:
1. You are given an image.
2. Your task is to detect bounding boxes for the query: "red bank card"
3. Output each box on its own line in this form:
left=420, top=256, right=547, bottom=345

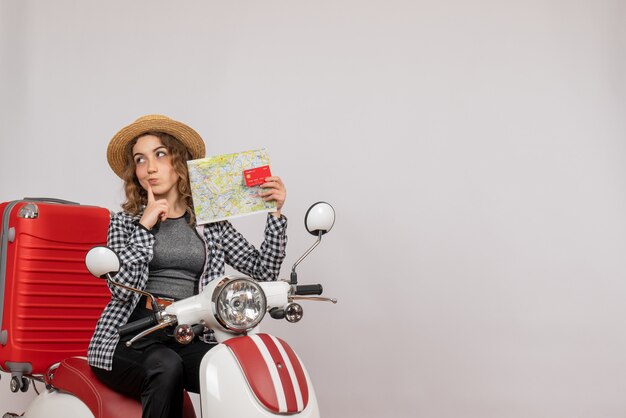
left=243, top=165, right=272, bottom=187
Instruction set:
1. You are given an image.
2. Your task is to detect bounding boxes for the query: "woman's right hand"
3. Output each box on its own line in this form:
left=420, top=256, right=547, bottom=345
left=139, top=185, right=169, bottom=230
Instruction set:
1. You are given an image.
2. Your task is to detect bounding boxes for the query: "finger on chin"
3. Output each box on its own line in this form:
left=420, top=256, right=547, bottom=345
left=146, top=184, right=156, bottom=202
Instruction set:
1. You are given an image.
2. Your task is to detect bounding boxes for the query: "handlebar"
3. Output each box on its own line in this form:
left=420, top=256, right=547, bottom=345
left=293, top=284, right=323, bottom=296
left=117, top=282, right=331, bottom=341
left=118, top=314, right=158, bottom=337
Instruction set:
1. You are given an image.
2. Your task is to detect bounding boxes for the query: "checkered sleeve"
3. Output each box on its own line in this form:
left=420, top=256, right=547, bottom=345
left=221, top=213, right=287, bottom=281
left=106, top=212, right=155, bottom=301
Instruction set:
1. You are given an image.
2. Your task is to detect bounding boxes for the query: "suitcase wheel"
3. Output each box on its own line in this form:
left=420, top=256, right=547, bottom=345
left=19, top=377, right=29, bottom=392
left=9, top=376, right=29, bottom=393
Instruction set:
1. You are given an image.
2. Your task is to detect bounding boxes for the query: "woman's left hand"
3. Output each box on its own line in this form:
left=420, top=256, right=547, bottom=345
left=259, top=176, right=286, bottom=217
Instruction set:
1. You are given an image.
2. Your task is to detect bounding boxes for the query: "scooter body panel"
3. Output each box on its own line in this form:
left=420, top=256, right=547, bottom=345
left=200, top=341, right=320, bottom=418
left=22, top=389, right=94, bottom=418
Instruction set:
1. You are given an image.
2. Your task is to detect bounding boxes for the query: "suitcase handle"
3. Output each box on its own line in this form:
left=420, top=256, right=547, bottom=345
left=22, top=197, right=80, bottom=205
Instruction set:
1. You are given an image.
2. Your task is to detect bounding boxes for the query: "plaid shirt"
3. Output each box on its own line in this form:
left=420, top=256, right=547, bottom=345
left=87, top=211, right=287, bottom=371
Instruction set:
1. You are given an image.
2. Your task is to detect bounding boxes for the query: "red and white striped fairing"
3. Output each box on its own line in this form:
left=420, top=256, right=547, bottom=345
left=224, top=334, right=309, bottom=414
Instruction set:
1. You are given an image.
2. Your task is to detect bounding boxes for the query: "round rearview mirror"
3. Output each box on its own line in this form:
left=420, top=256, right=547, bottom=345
left=305, top=202, right=335, bottom=236
left=85, top=246, right=120, bottom=278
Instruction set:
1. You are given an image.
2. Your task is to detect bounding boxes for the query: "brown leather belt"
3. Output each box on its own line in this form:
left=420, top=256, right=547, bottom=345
left=145, top=297, right=174, bottom=311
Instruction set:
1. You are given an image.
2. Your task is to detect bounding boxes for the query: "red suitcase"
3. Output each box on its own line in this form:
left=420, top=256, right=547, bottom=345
left=0, top=198, right=111, bottom=390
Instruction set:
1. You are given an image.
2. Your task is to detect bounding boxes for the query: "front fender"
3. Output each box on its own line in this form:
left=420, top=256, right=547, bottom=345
left=200, top=334, right=319, bottom=418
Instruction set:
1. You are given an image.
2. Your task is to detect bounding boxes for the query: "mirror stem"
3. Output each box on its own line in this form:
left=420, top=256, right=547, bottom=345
left=105, top=273, right=160, bottom=310
left=290, top=231, right=323, bottom=285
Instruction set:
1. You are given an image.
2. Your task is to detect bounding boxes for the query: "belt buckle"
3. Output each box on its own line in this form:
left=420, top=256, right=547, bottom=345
left=147, top=297, right=174, bottom=311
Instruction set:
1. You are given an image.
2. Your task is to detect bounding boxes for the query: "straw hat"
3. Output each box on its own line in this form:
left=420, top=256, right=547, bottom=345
left=107, top=114, right=206, bottom=178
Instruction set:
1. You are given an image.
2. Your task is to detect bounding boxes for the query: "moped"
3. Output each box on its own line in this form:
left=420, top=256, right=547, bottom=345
left=3, top=202, right=336, bottom=418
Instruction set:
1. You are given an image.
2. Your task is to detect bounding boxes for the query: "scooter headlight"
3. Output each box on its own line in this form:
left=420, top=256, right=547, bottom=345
left=213, top=278, right=266, bottom=332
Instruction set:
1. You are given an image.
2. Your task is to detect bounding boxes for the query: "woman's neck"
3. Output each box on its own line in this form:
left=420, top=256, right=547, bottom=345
left=167, top=202, right=187, bottom=218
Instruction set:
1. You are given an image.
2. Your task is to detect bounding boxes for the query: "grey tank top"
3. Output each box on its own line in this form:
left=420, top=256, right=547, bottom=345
left=145, top=215, right=206, bottom=300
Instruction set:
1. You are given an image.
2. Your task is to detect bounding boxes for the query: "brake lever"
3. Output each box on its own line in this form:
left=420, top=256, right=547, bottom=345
left=125, top=315, right=177, bottom=347
left=290, top=296, right=338, bottom=304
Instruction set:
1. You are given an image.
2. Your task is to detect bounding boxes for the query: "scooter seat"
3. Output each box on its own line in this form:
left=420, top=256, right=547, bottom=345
left=50, top=357, right=197, bottom=418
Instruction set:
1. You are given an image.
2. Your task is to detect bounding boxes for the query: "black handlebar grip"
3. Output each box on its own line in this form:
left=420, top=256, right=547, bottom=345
left=294, top=284, right=323, bottom=295
left=118, top=314, right=158, bottom=337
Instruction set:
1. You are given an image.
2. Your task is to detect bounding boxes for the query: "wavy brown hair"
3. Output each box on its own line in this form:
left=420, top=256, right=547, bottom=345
left=120, top=132, right=196, bottom=225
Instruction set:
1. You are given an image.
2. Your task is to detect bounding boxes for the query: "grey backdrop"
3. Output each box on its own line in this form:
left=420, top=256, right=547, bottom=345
left=1, top=1, right=626, bottom=417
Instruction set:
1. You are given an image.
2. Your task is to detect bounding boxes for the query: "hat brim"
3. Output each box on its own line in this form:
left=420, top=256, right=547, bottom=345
left=107, top=115, right=206, bottom=179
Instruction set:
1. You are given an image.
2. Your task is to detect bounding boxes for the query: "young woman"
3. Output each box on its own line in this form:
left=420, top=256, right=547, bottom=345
left=87, top=114, right=287, bottom=418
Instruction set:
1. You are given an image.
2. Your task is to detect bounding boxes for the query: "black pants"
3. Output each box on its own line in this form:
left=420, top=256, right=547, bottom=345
left=91, top=304, right=215, bottom=418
